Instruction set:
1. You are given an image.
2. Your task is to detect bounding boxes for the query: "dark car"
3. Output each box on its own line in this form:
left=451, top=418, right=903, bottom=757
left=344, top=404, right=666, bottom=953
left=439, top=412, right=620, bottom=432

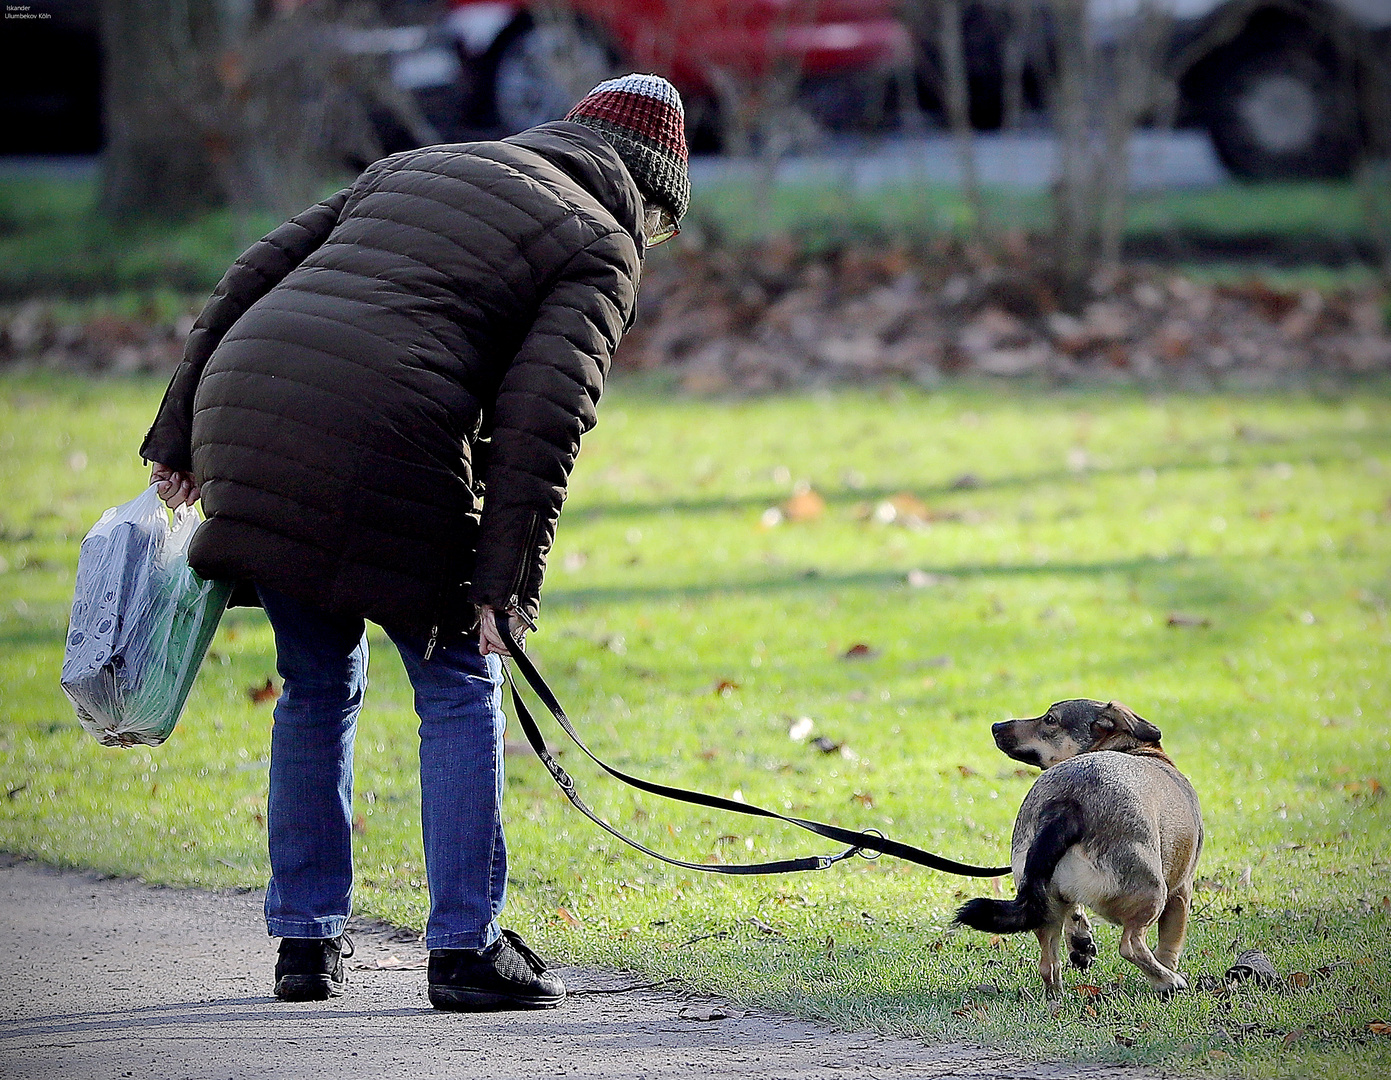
left=908, top=0, right=1391, bottom=181
left=1172, top=0, right=1391, bottom=180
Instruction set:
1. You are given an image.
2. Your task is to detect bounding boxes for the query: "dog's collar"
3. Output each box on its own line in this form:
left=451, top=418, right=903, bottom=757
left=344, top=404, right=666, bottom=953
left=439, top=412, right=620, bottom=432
left=1088, top=735, right=1175, bottom=766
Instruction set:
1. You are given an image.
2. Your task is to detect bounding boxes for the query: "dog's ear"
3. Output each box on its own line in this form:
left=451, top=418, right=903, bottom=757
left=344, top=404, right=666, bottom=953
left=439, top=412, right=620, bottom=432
left=1094, top=701, right=1163, bottom=743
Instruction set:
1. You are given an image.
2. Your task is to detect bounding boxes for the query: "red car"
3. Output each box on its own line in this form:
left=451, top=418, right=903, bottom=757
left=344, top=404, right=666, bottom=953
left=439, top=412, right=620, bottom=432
left=412, top=0, right=912, bottom=139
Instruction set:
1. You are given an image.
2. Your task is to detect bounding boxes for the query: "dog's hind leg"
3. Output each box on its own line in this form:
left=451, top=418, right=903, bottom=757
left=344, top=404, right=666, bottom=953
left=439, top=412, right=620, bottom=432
left=1035, top=918, right=1065, bottom=998
left=1119, top=921, right=1187, bottom=992
left=1154, top=887, right=1191, bottom=972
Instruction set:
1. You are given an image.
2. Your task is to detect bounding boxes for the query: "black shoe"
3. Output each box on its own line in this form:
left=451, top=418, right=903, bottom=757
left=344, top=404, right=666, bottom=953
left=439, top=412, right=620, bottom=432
left=274, top=934, right=353, bottom=1001
left=428, top=929, right=565, bottom=1011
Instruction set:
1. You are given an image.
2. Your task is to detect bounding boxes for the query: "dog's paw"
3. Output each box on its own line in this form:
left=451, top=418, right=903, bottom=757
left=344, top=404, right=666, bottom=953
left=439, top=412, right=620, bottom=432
left=1067, top=932, right=1098, bottom=971
left=1152, top=970, right=1189, bottom=996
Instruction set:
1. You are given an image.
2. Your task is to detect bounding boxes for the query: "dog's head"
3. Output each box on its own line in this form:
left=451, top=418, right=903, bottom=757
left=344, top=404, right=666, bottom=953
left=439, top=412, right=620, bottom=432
left=991, top=699, right=1163, bottom=768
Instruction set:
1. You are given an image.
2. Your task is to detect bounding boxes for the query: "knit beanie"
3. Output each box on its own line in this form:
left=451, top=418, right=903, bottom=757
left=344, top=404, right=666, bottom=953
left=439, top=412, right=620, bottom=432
left=564, top=74, right=690, bottom=221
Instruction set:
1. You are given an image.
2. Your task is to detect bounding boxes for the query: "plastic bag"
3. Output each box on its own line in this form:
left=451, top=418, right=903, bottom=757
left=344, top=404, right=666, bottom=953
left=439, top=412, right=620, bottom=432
left=62, top=485, right=233, bottom=747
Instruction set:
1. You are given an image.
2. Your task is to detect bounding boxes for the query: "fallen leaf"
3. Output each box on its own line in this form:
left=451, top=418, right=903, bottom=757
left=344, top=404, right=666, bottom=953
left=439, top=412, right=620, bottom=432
left=842, top=642, right=879, bottom=659
left=783, top=487, right=826, bottom=522
left=352, top=813, right=367, bottom=834
left=555, top=906, right=582, bottom=927
left=748, top=916, right=780, bottom=935
left=889, top=491, right=929, bottom=520
left=956, top=764, right=979, bottom=778
left=1369, top=1022, right=1391, bottom=1035
left=1076, top=984, right=1103, bottom=998
left=951, top=473, right=981, bottom=490
left=1208, top=1050, right=1230, bottom=1061
left=1166, top=613, right=1211, bottom=628
left=1115, top=1034, right=1136, bottom=1047
left=971, top=982, right=1001, bottom=995
left=248, top=678, right=280, bottom=704
left=713, top=679, right=740, bottom=696
left=1287, top=970, right=1311, bottom=988
left=850, top=790, right=874, bottom=807
left=679, top=1003, right=742, bottom=1021
left=1084, top=1005, right=1098, bottom=1017
left=811, top=736, right=842, bottom=754
left=1283, top=1028, right=1305, bottom=1044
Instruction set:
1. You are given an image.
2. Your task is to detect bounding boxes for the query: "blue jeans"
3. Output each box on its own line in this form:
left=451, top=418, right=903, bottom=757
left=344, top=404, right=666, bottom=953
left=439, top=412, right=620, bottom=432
left=257, top=586, right=506, bottom=950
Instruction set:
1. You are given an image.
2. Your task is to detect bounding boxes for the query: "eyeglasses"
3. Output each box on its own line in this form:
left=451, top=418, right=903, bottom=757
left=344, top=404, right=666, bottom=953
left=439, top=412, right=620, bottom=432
left=643, top=203, right=680, bottom=247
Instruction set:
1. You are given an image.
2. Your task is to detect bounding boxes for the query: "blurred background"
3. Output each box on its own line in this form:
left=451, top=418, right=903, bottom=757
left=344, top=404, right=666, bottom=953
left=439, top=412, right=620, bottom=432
left=1, top=0, right=1389, bottom=382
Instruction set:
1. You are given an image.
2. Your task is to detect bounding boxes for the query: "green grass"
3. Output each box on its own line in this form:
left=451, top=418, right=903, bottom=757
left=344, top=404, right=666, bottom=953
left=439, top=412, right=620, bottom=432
left=2, top=372, right=1390, bottom=1077
left=1, top=172, right=1378, bottom=301
left=0, top=175, right=287, bottom=300
left=684, top=174, right=1369, bottom=252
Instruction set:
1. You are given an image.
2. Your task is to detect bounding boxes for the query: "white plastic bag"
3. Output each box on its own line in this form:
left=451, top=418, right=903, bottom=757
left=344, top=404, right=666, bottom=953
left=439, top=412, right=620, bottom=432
left=62, top=485, right=233, bottom=747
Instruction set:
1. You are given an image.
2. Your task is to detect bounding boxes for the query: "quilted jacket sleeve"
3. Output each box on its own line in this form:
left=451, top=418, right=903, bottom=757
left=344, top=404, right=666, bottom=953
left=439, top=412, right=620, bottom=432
left=468, top=229, right=639, bottom=621
left=139, top=187, right=352, bottom=471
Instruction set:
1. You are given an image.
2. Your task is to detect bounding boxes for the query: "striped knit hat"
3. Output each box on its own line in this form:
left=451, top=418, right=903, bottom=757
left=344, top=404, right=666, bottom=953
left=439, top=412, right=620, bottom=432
left=565, top=73, right=689, bottom=221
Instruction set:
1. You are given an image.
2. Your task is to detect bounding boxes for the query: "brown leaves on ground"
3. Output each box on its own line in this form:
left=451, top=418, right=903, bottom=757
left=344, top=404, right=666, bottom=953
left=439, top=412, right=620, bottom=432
left=607, top=243, right=1391, bottom=391
left=1167, top=612, right=1212, bottom=628
left=247, top=678, right=280, bottom=704
left=841, top=642, right=879, bottom=659
left=555, top=906, right=583, bottom=927
left=782, top=485, right=825, bottom=521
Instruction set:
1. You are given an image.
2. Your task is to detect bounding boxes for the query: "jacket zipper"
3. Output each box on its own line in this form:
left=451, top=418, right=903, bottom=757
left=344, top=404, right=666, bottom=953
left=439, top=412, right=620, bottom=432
left=509, top=512, right=540, bottom=609
left=423, top=624, right=439, bottom=661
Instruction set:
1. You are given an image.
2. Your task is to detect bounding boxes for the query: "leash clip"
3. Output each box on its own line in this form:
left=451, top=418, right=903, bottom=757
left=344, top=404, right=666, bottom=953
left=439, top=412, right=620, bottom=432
left=854, top=829, right=884, bottom=861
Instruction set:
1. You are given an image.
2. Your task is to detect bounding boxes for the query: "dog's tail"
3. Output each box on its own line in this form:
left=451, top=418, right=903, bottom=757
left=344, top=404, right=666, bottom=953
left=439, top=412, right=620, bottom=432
left=953, top=802, right=1085, bottom=934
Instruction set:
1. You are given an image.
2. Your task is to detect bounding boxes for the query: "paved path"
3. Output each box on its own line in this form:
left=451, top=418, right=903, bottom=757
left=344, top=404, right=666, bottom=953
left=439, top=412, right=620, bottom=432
left=0, top=857, right=1163, bottom=1080
left=686, top=130, right=1229, bottom=192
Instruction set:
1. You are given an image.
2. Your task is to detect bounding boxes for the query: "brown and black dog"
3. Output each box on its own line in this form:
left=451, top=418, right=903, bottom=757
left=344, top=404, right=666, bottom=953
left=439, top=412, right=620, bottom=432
left=955, top=699, right=1203, bottom=997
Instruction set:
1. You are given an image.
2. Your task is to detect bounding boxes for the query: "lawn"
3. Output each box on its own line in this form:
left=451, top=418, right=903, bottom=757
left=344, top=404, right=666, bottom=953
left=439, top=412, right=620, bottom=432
left=1, top=371, right=1389, bottom=1077
left=1, top=171, right=1378, bottom=300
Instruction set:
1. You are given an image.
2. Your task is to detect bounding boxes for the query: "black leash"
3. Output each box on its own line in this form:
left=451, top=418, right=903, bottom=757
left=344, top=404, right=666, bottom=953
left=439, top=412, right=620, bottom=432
left=497, top=615, right=1011, bottom=879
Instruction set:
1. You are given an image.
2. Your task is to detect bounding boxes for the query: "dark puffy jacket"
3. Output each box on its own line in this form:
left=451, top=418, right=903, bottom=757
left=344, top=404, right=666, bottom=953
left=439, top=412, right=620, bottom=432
left=141, top=122, right=643, bottom=633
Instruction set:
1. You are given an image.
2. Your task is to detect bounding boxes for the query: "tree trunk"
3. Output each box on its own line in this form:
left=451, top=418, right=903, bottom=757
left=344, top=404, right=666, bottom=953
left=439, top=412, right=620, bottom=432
left=99, top=0, right=225, bottom=220
left=938, top=0, right=988, bottom=242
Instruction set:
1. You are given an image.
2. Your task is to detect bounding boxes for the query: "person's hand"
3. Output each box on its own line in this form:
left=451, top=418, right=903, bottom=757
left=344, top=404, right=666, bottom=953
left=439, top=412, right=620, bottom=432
left=478, top=604, right=524, bottom=656
left=150, top=462, right=201, bottom=510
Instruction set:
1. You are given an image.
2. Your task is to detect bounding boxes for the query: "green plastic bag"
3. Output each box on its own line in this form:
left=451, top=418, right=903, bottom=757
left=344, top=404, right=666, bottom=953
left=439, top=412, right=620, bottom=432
left=62, top=485, right=233, bottom=747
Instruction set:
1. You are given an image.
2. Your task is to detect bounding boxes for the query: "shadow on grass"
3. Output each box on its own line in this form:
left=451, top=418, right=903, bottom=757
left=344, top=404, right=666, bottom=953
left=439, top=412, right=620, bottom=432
left=564, top=439, right=1382, bottom=524
left=546, top=555, right=1203, bottom=608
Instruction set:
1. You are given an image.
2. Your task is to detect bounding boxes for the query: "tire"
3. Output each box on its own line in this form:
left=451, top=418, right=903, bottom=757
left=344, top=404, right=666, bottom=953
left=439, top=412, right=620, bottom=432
left=1204, top=45, right=1361, bottom=181
left=492, top=19, right=615, bottom=134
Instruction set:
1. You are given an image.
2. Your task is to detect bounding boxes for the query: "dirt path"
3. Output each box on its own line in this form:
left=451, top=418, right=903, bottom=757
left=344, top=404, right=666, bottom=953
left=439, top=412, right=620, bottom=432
left=0, top=856, right=1163, bottom=1080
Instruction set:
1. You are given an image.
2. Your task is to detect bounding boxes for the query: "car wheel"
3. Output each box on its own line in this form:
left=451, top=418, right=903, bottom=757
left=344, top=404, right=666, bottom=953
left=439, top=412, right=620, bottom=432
left=1205, top=45, right=1361, bottom=181
left=493, top=19, right=615, bottom=134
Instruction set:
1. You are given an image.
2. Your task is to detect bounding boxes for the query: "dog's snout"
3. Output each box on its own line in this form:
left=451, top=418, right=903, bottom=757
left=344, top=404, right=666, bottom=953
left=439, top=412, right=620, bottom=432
left=991, top=720, right=1015, bottom=748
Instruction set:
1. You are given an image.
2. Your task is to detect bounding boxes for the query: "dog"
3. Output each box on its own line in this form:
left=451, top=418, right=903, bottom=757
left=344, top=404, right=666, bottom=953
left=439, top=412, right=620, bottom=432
left=954, top=699, right=1203, bottom=997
